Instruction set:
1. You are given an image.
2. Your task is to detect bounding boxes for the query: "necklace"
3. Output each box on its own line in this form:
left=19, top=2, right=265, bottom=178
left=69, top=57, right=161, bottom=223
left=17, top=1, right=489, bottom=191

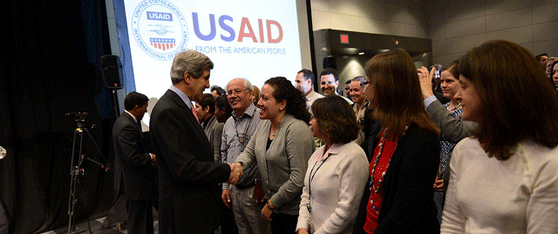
left=369, top=126, right=407, bottom=214
left=270, top=124, right=279, bottom=138
left=369, top=129, right=390, bottom=214
left=447, top=102, right=462, bottom=111
left=369, top=129, right=390, bottom=194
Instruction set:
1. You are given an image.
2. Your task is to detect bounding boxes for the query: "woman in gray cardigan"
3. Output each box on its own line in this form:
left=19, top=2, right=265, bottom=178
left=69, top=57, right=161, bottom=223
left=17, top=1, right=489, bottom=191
left=235, top=77, right=315, bottom=234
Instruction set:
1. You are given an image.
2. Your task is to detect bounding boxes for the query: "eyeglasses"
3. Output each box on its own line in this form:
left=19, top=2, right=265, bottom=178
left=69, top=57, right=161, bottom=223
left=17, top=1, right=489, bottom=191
left=227, top=88, right=249, bottom=96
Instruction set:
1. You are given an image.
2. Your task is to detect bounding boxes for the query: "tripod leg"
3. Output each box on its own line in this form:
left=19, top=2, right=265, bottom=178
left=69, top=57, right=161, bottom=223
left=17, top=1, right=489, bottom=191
left=67, top=129, right=78, bottom=233
left=67, top=128, right=84, bottom=234
left=83, top=128, right=108, bottom=167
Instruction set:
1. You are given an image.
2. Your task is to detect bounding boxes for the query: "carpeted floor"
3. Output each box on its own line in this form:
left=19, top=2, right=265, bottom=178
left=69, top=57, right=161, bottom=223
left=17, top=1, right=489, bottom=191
left=41, top=216, right=159, bottom=234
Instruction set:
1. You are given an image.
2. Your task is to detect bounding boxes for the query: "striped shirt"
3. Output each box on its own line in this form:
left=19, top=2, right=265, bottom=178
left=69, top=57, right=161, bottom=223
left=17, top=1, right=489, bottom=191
left=221, top=103, right=261, bottom=189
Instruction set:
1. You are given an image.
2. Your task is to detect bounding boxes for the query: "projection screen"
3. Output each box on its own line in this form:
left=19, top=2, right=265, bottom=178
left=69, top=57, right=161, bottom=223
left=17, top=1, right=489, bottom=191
left=113, top=0, right=314, bottom=104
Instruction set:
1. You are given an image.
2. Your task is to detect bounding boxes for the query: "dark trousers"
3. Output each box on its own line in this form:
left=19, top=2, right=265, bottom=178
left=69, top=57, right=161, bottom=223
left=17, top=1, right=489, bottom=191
left=126, top=199, right=154, bottom=234
left=220, top=201, right=238, bottom=234
left=0, top=198, right=8, bottom=234
left=271, top=213, right=298, bottom=234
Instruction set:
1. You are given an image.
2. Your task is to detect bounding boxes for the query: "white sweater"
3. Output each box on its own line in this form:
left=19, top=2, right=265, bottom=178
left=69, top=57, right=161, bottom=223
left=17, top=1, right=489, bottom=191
left=296, top=142, right=369, bottom=234
left=441, top=138, right=558, bottom=234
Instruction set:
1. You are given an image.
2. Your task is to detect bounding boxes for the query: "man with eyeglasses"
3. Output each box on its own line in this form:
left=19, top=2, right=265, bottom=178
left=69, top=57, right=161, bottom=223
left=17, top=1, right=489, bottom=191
left=221, top=78, right=271, bottom=234
left=349, top=76, right=369, bottom=145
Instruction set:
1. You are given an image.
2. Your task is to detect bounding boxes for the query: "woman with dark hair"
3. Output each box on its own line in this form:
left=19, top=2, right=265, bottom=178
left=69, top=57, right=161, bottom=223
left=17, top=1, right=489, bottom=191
left=210, top=85, right=226, bottom=98
left=546, top=57, right=557, bottom=78
left=234, top=77, right=315, bottom=234
left=551, top=59, right=558, bottom=91
left=358, top=49, right=441, bottom=233
left=441, top=40, right=558, bottom=233
left=215, top=95, right=232, bottom=123
left=296, top=96, right=369, bottom=234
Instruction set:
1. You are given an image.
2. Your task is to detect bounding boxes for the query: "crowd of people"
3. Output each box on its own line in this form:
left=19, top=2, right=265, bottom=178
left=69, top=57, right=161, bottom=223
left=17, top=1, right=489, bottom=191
left=536, top=53, right=558, bottom=93
left=112, top=40, right=558, bottom=234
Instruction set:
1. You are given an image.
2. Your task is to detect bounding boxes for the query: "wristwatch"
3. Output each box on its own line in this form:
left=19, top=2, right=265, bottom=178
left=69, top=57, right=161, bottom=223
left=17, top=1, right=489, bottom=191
left=266, top=201, right=275, bottom=210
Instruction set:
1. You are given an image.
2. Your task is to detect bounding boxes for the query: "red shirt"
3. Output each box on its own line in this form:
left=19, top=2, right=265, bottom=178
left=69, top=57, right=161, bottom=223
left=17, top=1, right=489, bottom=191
left=364, top=135, right=398, bottom=233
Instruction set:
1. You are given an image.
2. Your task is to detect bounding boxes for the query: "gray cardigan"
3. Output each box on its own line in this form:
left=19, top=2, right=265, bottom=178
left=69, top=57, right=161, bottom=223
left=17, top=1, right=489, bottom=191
left=236, top=114, right=314, bottom=215
left=203, top=115, right=224, bottom=163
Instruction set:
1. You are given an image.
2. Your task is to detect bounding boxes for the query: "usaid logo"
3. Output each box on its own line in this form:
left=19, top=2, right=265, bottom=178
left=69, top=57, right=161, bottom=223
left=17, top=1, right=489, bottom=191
left=131, top=0, right=188, bottom=61
left=147, top=11, right=173, bottom=21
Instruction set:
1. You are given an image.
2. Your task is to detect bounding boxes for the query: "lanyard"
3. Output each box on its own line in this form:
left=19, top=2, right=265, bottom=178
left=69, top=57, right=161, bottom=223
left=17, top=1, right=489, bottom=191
left=233, top=110, right=254, bottom=145
left=308, top=153, right=331, bottom=196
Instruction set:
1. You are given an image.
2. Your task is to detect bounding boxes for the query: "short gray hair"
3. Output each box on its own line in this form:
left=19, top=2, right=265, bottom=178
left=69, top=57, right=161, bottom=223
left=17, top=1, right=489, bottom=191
left=170, top=50, right=214, bottom=84
left=243, top=79, right=253, bottom=91
left=351, top=76, right=367, bottom=86
left=226, top=78, right=253, bottom=91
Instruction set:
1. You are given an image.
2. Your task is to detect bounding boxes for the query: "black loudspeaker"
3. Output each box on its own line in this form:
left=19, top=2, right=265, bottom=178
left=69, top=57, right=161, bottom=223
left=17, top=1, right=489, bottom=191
left=323, top=56, right=336, bottom=70
left=101, top=55, right=123, bottom=90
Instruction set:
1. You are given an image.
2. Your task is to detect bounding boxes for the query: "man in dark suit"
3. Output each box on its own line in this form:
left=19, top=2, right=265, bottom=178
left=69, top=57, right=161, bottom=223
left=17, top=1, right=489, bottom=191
left=113, top=91, right=157, bottom=234
left=149, top=50, right=243, bottom=234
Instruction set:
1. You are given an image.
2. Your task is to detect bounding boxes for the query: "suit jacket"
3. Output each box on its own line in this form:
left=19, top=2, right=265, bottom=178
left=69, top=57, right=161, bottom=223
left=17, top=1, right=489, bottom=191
left=354, top=125, right=440, bottom=234
left=426, top=100, right=477, bottom=143
left=113, top=111, right=154, bottom=200
left=150, top=90, right=231, bottom=234
left=235, top=114, right=314, bottom=215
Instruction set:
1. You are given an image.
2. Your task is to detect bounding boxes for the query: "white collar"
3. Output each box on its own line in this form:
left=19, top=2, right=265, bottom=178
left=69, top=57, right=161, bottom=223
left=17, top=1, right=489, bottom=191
left=124, top=110, right=137, bottom=123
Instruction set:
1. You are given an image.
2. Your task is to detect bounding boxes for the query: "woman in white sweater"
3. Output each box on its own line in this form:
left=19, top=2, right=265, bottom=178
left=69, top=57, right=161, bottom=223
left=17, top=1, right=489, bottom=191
left=441, top=40, right=558, bottom=233
left=296, top=95, right=369, bottom=234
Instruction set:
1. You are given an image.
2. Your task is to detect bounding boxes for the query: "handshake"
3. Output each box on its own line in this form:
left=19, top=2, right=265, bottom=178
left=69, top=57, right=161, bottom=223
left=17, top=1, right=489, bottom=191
left=228, top=162, right=243, bottom=184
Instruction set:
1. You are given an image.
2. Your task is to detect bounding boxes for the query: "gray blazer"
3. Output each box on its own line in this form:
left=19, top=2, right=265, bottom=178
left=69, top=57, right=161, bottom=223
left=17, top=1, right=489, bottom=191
left=426, top=100, right=478, bottom=142
left=236, top=114, right=314, bottom=215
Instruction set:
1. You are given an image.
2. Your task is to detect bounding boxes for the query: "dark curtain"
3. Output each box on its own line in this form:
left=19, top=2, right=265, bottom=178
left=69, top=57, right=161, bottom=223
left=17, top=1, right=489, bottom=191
left=0, top=0, right=117, bottom=233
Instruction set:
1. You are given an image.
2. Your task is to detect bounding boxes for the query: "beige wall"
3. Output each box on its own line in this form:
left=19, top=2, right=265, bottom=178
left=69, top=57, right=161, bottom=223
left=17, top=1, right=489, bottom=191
left=311, top=0, right=429, bottom=38
left=311, top=0, right=558, bottom=65
left=427, top=0, right=558, bottom=65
